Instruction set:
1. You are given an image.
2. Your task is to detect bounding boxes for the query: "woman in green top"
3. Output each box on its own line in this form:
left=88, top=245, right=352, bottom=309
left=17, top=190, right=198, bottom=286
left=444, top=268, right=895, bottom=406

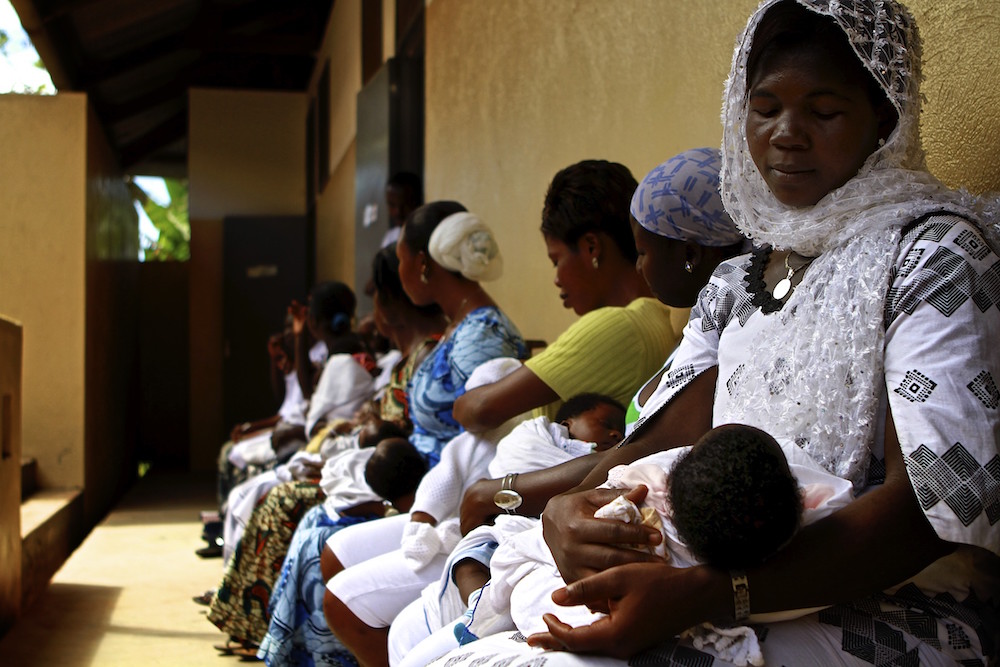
left=454, top=159, right=676, bottom=433
left=458, top=149, right=748, bottom=533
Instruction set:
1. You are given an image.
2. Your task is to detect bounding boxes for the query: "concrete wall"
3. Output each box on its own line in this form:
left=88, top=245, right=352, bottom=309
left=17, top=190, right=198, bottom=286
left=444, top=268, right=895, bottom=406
left=0, top=93, right=138, bottom=604
left=313, top=0, right=363, bottom=287
left=424, top=0, right=1000, bottom=344
left=0, top=94, right=88, bottom=489
left=187, top=89, right=307, bottom=470
left=0, top=317, right=23, bottom=634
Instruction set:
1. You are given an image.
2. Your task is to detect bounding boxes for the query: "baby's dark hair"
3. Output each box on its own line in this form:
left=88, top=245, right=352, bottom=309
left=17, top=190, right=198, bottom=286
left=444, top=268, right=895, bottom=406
left=364, top=437, right=428, bottom=504
left=669, top=424, right=802, bottom=570
left=358, top=419, right=411, bottom=449
left=555, top=392, right=625, bottom=424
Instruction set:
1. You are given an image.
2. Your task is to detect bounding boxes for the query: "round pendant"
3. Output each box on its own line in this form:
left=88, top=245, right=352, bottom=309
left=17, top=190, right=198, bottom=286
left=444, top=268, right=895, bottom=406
left=772, top=278, right=792, bottom=300
left=493, top=489, right=523, bottom=512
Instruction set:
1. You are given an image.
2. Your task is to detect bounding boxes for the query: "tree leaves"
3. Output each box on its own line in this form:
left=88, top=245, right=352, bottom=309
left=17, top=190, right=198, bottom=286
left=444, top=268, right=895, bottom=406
left=129, top=177, right=191, bottom=261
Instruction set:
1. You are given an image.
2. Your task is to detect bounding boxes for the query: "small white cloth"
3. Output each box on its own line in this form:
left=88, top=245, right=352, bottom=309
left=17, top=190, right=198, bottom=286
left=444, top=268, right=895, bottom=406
left=305, top=354, right=376, bottom=437
left=227, top=430, right=275, bottom=468
left=320, top=447, right=382, bottom=520
left=681, top=624, right=764, bottom=667
left=487, top=417, right=594, bottom=479
left=401, top=519, right=463, bottom=572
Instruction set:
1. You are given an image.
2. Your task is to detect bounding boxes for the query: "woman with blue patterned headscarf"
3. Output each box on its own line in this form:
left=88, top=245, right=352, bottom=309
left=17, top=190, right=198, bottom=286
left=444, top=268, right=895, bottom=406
left=622, top=148, right=748, bottom=432
left=629, top=147, right=748, bottom=308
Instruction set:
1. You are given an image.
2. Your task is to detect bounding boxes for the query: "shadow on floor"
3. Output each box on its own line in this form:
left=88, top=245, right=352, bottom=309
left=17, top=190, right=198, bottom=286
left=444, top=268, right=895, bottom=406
left=0, top=583, right=120, bottom=667
left=0, top=470, right=230, bottom=666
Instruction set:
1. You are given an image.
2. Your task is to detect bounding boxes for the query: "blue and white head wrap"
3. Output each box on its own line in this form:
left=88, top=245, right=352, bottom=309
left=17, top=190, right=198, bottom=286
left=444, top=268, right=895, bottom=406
left=629, top=147, right=743, bottom=247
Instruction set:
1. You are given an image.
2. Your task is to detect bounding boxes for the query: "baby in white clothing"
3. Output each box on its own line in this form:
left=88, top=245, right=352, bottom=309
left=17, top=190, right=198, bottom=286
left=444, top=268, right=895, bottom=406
left=394, top=425, right=853, bottom=667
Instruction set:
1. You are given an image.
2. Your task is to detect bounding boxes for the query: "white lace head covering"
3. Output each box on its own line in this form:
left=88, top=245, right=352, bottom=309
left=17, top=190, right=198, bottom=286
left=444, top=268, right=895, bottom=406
left=630, top=147, right=744, bottom=248
left=428, top=212, right=503, bottom=282
left=718, top=0, right=998, bottom=487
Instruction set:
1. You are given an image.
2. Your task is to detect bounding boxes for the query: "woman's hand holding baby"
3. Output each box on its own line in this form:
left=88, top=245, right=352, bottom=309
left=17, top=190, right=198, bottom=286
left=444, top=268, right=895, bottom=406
left=542, top=486, right=662, bottom=584
left=459, top=478, right=500, bottom=535
left=526, top=561, right=728, bottom=658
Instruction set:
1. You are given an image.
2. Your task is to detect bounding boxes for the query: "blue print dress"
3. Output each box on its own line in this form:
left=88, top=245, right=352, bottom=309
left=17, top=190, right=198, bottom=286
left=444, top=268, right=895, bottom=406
left=407, top=306, right=528, bottom=467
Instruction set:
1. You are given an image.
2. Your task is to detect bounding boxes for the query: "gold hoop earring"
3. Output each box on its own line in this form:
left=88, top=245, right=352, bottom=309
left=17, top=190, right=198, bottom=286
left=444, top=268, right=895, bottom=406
left=684, top=261, right=694, bottom=274
left=592, top=257, right=599, bottom=269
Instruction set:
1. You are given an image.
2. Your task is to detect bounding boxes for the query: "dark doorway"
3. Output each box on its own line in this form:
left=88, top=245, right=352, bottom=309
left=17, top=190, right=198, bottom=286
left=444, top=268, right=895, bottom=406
left=222, top=217, right=308, bottom=432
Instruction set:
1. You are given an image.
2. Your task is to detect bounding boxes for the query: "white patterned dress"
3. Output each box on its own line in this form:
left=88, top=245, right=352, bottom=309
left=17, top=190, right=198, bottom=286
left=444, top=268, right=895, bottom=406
left=431, top=215, right=1000, bottom=667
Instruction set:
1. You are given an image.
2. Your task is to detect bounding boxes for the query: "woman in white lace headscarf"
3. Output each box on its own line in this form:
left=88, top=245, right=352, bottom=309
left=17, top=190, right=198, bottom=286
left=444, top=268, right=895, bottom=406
left=434, top=1, right=1000, bottom=665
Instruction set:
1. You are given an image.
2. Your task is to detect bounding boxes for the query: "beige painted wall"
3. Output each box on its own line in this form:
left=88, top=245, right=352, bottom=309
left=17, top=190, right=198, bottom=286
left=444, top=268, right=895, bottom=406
left=187, top=88, right=308, bottom=470
left=425, top=0, right=1000, bottom=344
left=0, top=94, right=138, bottom=526
left=0, top=316, right=23, bottom=633
left=312, top=0, right=363, bottom=287
left=0, top=94, right=87, bottom=489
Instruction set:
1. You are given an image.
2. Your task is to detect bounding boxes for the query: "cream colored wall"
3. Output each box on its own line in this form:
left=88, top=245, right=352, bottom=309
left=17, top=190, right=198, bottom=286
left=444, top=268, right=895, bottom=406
left=0, top=94, right=136, bottom=522
left=910, top=0, right=1000, bottom=191
left=187, top=88, right=307, bottom=470
left=0, top=316, right=23, bottom=633
left=312, top=0, right=363, bottom=286
left=0, top=94, right=87, bottom=489
left=425, top=0, right=1000, bottom=344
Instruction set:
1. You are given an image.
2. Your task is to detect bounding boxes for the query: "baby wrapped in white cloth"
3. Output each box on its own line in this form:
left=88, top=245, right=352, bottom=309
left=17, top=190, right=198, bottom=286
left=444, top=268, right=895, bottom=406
left=409, top=425, right=853, bottom=667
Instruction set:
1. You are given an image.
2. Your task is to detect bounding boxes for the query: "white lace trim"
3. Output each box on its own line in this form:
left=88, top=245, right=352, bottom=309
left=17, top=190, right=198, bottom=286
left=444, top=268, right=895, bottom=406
left=718, top=0, right=1000, bottom=487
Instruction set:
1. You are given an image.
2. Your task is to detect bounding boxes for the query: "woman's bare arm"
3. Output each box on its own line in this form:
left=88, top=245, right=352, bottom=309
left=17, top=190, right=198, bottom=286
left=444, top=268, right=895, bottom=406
left=459, top=368, right=717, bottom=536
left=453, top=365, right=559, bottom=433
left=530, top=404, right=953, bottom=657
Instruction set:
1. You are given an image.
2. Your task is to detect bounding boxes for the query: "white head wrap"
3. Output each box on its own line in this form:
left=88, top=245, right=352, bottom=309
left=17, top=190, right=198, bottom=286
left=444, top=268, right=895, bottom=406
left=718, top=0, right=1000, bottom=487
left=428, top=212, right=503, bottom=282
left=630, top=147, right=744, bottom=248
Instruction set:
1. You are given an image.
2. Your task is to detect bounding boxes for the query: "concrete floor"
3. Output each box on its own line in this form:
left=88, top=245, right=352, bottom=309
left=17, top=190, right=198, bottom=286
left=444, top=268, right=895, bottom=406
left=0, top=471, right=235, bottom=666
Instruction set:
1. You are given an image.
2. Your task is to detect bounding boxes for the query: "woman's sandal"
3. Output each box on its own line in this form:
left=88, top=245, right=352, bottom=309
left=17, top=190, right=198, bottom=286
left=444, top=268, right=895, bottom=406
left=192, top=590, right=214, bottom=606
left=213, top=639, right=254, bottom=655
left=231, top=644, right=260, bottom=660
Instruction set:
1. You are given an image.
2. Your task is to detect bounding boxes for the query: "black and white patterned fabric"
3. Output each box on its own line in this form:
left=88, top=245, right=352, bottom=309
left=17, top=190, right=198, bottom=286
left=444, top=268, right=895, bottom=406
left=432, top=216, right=999, bottom=667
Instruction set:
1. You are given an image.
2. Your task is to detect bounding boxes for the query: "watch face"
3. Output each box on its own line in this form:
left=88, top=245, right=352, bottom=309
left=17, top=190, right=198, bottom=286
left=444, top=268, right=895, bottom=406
left=493, top=489, right=523, bottom=511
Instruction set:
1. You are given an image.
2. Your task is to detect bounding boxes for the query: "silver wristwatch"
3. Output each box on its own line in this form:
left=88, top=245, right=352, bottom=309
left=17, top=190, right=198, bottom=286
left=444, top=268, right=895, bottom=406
left=493, top=473, right=522, bottom=514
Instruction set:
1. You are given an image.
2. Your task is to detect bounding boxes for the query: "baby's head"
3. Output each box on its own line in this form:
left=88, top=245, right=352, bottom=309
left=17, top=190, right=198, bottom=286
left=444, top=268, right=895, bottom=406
left=357, top=418, right=410, bottom=449
left=364, top=437, right=428, bottom=512
left=555, top=393, right=626, bottom=451
left=669, top=424, right=802, bottom=569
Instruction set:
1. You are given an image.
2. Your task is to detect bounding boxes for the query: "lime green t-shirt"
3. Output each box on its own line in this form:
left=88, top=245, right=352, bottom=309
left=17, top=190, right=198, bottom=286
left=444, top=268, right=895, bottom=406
left=525, top=297, right=687, bottom=421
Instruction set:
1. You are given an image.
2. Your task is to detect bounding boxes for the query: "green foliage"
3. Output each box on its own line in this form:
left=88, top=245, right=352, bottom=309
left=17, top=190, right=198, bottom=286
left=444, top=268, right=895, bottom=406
left=0, top=26, right=54, bottom=94
left=130, top=177, right=191, bottom=261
